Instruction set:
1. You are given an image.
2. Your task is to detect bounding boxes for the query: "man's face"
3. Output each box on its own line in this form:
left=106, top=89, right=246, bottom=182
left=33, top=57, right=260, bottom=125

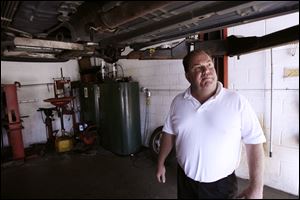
left=185, top=52, right=217, bottom=91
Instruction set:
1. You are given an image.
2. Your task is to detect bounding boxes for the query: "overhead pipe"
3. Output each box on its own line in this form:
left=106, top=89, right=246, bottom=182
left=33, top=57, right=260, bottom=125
left=94, top=1, right=172, bottom=32
left=101, top=1, right=254, bottom=47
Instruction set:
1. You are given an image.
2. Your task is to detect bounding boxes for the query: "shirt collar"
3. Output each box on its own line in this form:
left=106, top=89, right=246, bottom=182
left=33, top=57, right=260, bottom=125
left=183, top=81, right=223, bottom=100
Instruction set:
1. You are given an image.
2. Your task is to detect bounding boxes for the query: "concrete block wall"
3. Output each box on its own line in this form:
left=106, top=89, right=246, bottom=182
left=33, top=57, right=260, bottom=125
left=1, top=60, right=80, bottom=147
left=228, top=12, right=299, bottom=195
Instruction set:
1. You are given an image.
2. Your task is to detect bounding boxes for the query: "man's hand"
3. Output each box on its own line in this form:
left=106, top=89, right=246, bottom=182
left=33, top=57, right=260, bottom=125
left=237, top=185, right=263, bottom=199
left=241, top=144, right=265, bottom=199
left=156, top=165, right=166, bottom=183
left=156, top=133, right=175, bottom=184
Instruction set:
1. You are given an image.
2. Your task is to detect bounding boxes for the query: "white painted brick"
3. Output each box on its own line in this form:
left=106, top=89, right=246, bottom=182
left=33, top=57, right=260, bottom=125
left=228, top=64, right=249, bottom=89
left=150, top=95, right=163, bottom=106
left=162, top=95, right=173, bottom=106
left=159, top=74, right=171, bottom=87
left=280, top=114, right=299, bottom=129
left=282, top=95, right=299, bottom=116
left=247, top=69, right=266, bottom=89
left=239, top=90, right=266, bottom=113
left=137, top=67, right=150, bottom=77
left=271, top=92, right=284, bottom=114
left=169, top=91, right=182, bottom=99
left=271, top=48, right=299, bottom=90
left=155, top=90, right=170, bottom=97
left=279, top=161, right=299, bottom=195
left=148, top=103, right=158, bottom=115
left=169, top=75, right=180, bottom=90
left=228, top=13, right=299, bottom=195
left=156, top=64, right=170, bottom=75
left=152, top=75, right=164, bottom=86
left=169, top=64, right=185, bottom=75
left=153, top=106, right=169, bottom=122
left=228, top=83, right=235, bottom=90
left=271, top=48, right=299, bottom=71
left=281, top=126, right=299, bottom=147
left=266, top=12, right=299, bottom=34
left=228, top=55, right=236, bottom=66
left=264, top=158, right=282, bottom=190
left=269, top=129, right=282, bottom=146
left=136, top=76, right=148, bottom=85
left=167, top=59, right=182, bottom=66
left=230, top=20, right=266, bottom=37
left=268, top=124, right=279, bottom=142
left=178, top=74, right=189, bottom=88
left=264, top=161, right=300, bottom=195
left=262, top=131, right=270, bottom=151
left=227, top=73, right=237, bottom=88
left=234, top=52, right=267, bottom=89
left=271, top=145, right=299, bottom=164
left=264, top=97, right=271, bottom=128
left=159, top=105, right=170, bottom=118
left=156, top=79, right=167, bottom=88
left=149, top=113, right=164, bottom=129
left=265, top=157, right=281, bottom=177
left=1, top=60, right=79, bottom=85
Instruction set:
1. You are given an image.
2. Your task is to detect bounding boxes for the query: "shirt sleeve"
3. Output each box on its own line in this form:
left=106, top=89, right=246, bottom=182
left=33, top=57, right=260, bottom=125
left=240, top=96, right=266, bottom=144
left=162, top=99, right=176, bottom=135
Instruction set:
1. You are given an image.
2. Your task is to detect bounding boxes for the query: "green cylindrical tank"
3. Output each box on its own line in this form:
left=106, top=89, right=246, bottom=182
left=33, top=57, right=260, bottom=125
left=99, top=82, right=141, bottom=155
left=79, top=83, right=100, bottom=126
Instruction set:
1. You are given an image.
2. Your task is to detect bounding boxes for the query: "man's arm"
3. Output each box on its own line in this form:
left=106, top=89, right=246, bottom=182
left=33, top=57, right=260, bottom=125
left=156, top=133, right=175, bottom=183
left=237, top=143, right=265, bottom=199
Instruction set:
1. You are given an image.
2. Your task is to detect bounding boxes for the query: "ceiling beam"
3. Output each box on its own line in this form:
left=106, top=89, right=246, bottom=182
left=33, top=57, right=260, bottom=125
left=227, top=24, right=299, bottom=56
left=126, top=25, right=299, bottom=59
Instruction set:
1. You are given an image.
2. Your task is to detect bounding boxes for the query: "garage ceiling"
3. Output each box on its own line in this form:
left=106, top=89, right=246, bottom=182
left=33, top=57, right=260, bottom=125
left=1, top=1, right=299, bottom=62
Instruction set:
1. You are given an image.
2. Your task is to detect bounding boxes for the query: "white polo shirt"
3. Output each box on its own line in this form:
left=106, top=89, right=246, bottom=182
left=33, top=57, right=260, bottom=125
left=163, top=82, right=266, bottom=183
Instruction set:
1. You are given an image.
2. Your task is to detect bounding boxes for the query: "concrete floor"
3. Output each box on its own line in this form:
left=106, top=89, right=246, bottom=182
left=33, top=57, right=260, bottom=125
left=1, top=145, right=298, bottom=199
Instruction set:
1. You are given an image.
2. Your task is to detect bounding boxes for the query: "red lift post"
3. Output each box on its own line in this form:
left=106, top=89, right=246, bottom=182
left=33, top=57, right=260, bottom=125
left=2, top=83, right=25, bottom=160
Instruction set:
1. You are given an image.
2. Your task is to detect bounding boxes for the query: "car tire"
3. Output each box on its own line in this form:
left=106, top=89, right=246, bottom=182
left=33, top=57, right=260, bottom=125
left=149, top=126, right=176, bottom=164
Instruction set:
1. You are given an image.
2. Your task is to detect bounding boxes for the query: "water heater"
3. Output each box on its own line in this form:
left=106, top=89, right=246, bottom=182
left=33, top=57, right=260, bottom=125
left=99, top=82, right=141, bottom=155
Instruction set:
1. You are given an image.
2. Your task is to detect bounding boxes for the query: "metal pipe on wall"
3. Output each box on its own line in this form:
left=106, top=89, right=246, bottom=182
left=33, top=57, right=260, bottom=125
left=269, top=48, right=274, bottom=158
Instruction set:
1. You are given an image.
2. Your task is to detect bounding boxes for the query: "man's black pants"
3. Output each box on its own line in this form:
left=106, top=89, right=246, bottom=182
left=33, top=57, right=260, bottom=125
left=177, top=165, right=238, bottom=199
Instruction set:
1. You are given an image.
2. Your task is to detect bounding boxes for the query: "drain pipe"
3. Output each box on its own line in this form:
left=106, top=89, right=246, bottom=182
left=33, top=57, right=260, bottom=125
left=141, top=87, right=152, bottom=145
left=269, top=48, right=274, bottom=157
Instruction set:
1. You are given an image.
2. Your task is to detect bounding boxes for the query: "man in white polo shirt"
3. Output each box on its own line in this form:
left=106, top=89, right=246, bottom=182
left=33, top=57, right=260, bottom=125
left=156, top=50, right=266, bottom=199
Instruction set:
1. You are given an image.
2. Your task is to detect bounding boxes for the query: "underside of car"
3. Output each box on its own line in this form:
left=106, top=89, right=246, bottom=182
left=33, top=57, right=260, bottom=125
left=1, top=1, right=299, bottom=62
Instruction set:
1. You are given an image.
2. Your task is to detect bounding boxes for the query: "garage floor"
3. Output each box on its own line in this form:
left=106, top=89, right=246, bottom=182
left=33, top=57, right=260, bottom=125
left=1, top=145, right=298, bottom=199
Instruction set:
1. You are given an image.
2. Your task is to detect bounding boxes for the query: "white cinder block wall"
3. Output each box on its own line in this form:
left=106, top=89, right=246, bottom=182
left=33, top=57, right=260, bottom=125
left=228, top=12, right=299, bottom=195
left=1, top=60, right=80, bottom=147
